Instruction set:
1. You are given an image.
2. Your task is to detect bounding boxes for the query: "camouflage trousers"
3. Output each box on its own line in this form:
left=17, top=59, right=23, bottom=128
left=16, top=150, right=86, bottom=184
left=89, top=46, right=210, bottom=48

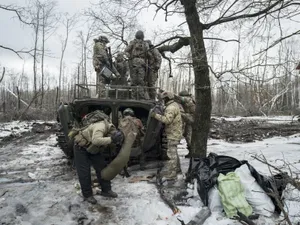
left=130, top=58, right=146, bottom=99
left=96, top=71, right=107, bottom=98
left=160, top=139, right=181, bottom=180
left=147, top=70, right=158, bottom=99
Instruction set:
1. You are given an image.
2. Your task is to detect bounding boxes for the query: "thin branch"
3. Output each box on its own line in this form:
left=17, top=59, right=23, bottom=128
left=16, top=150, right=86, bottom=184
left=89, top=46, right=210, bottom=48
left=0, top=45, right=35, bottom=58
left=254, top=30, right=300, bottom=55
left=203, top=0, right=284, bottom=29
left=0, top=5, right=33, bottom=25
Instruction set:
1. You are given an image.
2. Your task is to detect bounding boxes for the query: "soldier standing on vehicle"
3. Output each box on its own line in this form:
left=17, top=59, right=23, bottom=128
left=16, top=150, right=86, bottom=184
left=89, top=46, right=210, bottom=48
left=93, top=36, right=120, bottom=97
left=112, top=52, right=130, bottom=86
left=174, top=90, right=195, bottom=158
left=125, top=30, right=150, bottom=99
left=145, top=40, right=162, bottom=99
left=73, top=110, right=124, bottom=204
left=150, top=91, right=182, bottom=180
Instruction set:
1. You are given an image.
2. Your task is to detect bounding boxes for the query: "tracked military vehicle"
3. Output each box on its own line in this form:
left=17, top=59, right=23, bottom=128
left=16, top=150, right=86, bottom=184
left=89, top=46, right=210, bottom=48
left=56, top=83, right=167, bottom=166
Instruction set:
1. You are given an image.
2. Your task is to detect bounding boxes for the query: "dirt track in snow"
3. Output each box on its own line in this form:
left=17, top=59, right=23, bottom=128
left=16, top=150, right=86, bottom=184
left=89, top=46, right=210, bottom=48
left=1, top=118, right=300, bottom=225
left=0, top=125, right=196, bottom=225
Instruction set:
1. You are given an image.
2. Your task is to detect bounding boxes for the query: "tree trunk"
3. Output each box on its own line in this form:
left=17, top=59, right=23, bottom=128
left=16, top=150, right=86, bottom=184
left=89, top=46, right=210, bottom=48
left=41, top=7, right=45, bottom=107
left=58, top=19, right=70, bottom=102
left=181, top=0, right=212, bottom=158
left=33, top=6, right=40, bottom=107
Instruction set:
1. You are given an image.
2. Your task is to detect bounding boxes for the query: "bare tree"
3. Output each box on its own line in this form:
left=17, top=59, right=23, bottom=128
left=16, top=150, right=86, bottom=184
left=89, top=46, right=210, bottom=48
left=98, top=0, right=300, bottom=159
left=40, top=0, right=59, bottom=106
left=31, top=0, right=42, bottom=107
left=85, top=1, right=139, bottom=50
left=0, top=4, right=34, bottom=58
left=58, top=14, right=77, bottom=101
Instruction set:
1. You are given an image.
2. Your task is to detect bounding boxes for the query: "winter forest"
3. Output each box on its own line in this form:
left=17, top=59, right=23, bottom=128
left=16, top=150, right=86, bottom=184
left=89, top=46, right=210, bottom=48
left=1, top=0, right=299, bottom=120
left=2, top=1, right=300, bottom=225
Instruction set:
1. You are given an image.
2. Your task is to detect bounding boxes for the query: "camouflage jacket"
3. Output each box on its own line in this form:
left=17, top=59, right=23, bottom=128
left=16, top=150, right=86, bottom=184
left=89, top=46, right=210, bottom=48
left=81, top=120, right=116, bottom=146
left=93, top=42, right=110, bottom=69
left=113, top=60, right=129, bottom=82
left=125, top=39, right=150, bottom=60
left=154, top=100, right=182, bottom=141
left=174, top=95, right=195, bottom=114
left=148, top=48, right=162, bottom=71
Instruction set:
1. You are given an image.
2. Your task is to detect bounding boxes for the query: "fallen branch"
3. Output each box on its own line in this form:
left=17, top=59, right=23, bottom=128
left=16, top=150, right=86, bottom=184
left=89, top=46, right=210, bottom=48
left=0, top=67, right=5, bottom=83
left=18, top=92, right=42, bottom=120
left=251, top=154, right=300, bottom=191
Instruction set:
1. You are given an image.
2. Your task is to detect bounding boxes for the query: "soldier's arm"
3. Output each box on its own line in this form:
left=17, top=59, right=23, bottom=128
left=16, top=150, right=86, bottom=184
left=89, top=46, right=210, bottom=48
left=111, top=63, right=120, bottom=77
left=91, top=123, right=112, bottom=146
left=125, top=61, right=130, bottom=76
left=181, top=113, right=194, bottom=124
left=154, top=49, right=162, bottom=69
left=124, top=41, right=133, bottom=58
left=100, top=47, right=111, bottom=66
left=154, top=105, right=175, bottom=125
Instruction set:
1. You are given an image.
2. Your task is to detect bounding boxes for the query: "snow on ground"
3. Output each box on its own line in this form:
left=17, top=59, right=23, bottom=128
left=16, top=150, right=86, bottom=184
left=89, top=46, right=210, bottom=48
left=213, top=115, right=296, bottom=124
left=201, top=135, right=300, bottom=225
left=1, top=119, right=300, bottom=224
left=0, top=120, right=56, bottom=141
left=0, top=121, right=32, bottom=139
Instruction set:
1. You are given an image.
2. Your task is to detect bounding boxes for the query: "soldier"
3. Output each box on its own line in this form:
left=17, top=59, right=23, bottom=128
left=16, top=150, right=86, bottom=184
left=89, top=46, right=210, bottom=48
left=125, top=30, right=150, bottom=99
left=73, top=110, right=124, bottom=204
left=174, top=90, right=195, bottom=158
left=112, top=52, right=130, bottom=85
left=150, top=91, right=182, bottom=180
left=146, top=40, right=162, bottom=99
left=120, top=108, right=144, bottom=146
left=93, top=36, right=120, bottom=97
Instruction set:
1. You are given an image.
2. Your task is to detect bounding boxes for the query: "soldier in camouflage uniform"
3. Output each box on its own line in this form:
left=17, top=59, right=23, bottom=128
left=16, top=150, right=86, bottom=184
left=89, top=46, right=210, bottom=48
left=112, top=52, right=130, bottom=85
left=145, top=40, right=162, bottom=99
left=174, top=90, right=195, bottom=158
left=93, top=36, right=120, bottom=97
left=151, top=91, right=182, bottom=180
left=125, top=30, right=150, bottom=99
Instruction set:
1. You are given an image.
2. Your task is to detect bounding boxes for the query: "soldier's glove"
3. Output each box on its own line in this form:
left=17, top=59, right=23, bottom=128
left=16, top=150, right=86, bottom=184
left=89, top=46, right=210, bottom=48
left=150, top=111, right=156, bottom=118
left=111, top=130, right=124, bottom=146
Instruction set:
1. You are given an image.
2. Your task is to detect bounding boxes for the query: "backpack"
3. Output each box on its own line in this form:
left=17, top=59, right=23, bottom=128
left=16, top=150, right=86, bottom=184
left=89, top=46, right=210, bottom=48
left=118, top=116, right=141, bottom=137
left=81, top=110, right=109, bottom=127
left=131, top=40, right=148, bottom=58
left=68, top=110, right=109, bottom=141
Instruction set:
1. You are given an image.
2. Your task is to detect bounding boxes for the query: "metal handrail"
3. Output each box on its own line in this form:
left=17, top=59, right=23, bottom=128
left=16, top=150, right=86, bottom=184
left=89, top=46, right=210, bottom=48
left=74, top=83, right=161, bottom=100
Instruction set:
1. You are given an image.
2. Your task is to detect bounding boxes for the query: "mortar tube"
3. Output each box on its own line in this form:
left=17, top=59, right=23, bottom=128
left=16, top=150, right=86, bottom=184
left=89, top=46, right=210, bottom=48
left=101, top=132, right=137, bottom=180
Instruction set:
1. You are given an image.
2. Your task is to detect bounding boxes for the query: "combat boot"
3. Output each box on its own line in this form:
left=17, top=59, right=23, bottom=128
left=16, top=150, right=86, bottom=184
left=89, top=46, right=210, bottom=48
left=84, top=196, right=97, bottom=204
left=100, top=190, right=118, bottom=198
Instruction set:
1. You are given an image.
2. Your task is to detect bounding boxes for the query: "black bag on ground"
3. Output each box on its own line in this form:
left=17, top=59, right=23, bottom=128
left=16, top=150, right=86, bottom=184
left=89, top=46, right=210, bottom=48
left=190, top=153, right=287, bottom=213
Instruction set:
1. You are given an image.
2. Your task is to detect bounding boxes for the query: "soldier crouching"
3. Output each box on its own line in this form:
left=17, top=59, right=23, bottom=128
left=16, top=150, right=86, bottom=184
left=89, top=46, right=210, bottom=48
left=73, top=110, right=124, bottom=204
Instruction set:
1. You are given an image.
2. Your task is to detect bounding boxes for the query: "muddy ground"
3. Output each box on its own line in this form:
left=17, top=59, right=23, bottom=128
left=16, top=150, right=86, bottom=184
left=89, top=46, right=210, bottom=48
left=1, top=118, right=300, bottom=225
left=210, top=117, right=300, bottom=142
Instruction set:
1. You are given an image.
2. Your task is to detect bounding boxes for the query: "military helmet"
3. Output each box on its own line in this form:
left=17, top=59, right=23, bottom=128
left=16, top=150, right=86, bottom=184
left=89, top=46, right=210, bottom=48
left=117, top=52, right=124, bottom=58
left=161, top=91, right=174, bottom=100
left=179, top=90, right=190, bottom=97
left=135, top=30, right=144, bottom=40
left=123, top=108, right=134, bottom=116
left=146, top=40, right=153, bottom=46
left=98, top=35, right=109, bottom=43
